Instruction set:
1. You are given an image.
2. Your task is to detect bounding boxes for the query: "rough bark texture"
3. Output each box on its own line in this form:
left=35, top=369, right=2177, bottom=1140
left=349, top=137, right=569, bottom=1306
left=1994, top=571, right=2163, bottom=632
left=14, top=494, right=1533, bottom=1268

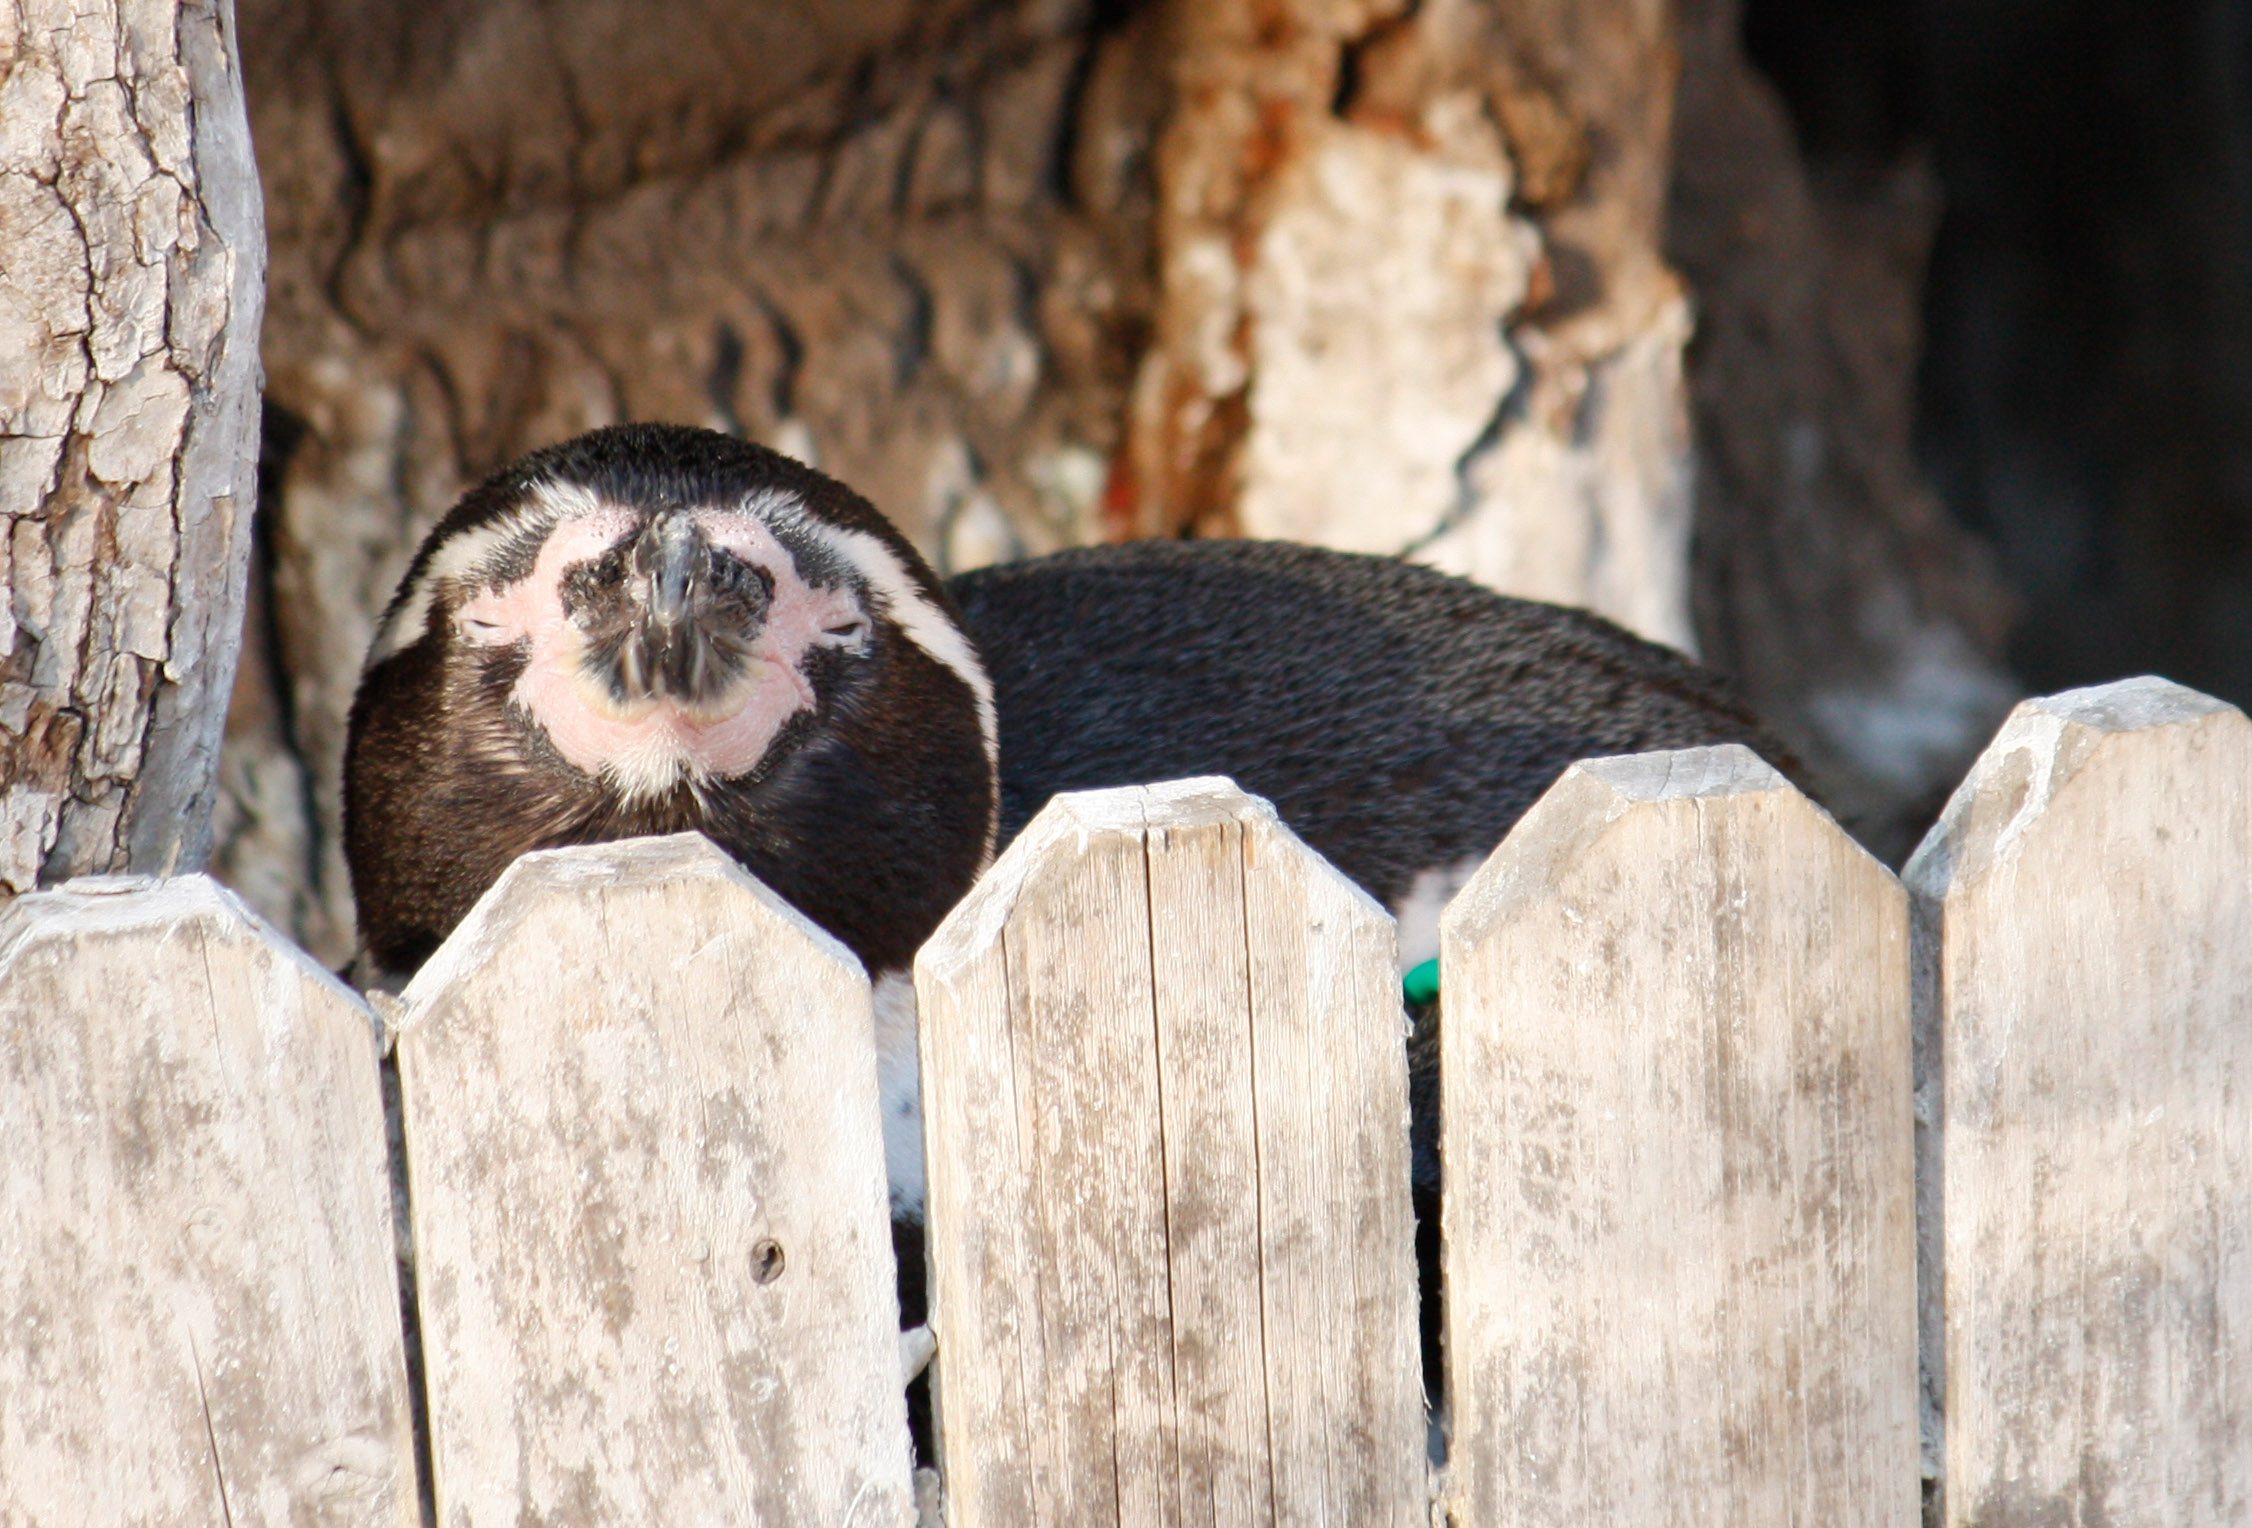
left=219, top=0, right=2011, bottom=957
left=1119, top=0, right=1701, bottom=651
left=0, top=0, right=266, bottom=895
left=1412, top=0, right=1701, bottom=652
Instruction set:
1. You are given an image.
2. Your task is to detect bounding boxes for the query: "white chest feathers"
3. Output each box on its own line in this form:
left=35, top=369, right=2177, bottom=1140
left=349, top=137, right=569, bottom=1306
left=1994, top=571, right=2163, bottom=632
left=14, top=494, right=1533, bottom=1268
left=873, top=969, right=928, bottom=1221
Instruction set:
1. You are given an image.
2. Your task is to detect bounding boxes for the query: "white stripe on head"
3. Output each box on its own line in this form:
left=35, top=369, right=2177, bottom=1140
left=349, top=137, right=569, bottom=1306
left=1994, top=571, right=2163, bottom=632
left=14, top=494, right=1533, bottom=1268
left=364, top=480, right=612, bottom=668
left=788, top=514, right=997, bottom=765
left=709, top=490, right=999, bottom=855
left=818, top=519, right=1000, bottom=858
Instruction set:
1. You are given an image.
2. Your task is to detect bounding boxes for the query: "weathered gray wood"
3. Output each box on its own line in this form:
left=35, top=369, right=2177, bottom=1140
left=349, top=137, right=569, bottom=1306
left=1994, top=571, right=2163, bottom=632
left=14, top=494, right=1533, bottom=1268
left=1904, top=677, right=2252, bottom=1527
left=917, top=778, right=1424, bottom=1528
left=0, top=0, right=266, bottom=890
left=0, top=874, right=416, bottom=1526
left=1441, top=744, right=1916, bottom=1527
left=396, top=832, right=913, bottom=1526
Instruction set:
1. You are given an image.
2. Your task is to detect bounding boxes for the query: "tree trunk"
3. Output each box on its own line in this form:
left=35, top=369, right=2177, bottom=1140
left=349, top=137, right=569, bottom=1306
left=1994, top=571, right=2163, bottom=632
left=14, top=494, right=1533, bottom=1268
left=222, top=0, right=2011, bottom=960
left=1124, top=0, right=1700, bottom=656
left=0, top=0, right=265, bottom=895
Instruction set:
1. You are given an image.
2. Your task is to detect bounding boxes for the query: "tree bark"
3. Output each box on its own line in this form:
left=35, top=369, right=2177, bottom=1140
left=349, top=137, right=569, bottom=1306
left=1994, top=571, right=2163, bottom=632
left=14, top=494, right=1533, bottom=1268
left=0, top=0, right=265, bottom=894
left=1121, top=0, right=1700, bottom=654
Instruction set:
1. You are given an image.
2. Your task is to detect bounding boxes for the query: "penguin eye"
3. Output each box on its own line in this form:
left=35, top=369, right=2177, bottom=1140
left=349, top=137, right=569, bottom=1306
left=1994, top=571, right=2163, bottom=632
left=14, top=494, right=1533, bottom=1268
left=453, top=594, right=518, bottom=645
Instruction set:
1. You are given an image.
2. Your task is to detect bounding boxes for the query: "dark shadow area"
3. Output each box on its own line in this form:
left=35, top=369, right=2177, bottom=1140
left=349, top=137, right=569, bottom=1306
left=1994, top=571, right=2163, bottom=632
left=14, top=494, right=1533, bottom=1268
left=1745, top=0, right=2252, bottom=707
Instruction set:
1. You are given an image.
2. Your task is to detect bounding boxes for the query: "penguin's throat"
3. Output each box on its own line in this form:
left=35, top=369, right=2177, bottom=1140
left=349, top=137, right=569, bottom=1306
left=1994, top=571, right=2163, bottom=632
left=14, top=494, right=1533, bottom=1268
left=528, top=649, right=807, bottom=798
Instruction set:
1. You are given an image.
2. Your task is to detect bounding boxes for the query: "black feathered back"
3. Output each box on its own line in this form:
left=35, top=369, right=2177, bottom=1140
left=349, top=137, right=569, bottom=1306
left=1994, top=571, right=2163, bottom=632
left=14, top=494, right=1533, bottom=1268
left=952, top=539, right=1803, bottom=911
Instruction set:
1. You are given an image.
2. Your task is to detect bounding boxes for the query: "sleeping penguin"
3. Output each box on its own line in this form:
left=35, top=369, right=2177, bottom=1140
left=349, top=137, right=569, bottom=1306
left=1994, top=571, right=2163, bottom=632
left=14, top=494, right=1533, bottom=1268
left=346, top=422, right=1798, bottom=1220
left=346, top=423, right=996, bottom=996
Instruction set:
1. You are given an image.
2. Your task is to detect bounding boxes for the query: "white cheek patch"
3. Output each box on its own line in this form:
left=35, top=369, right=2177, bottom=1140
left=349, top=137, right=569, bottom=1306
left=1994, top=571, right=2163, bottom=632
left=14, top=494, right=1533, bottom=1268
left=755, top=497, right=999, bottom=857
left=451, top=510, right=639, bottom=648
left=366, top=481, right=612, bottom=667
left=692, top=508, right=871, bottom=661
left=748, top=493, right=995, bottom=761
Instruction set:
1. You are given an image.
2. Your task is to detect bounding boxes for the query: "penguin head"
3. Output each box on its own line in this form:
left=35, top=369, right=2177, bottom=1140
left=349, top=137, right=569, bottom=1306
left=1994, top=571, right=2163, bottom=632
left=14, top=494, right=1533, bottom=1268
left=346, top=423, right=996, bottom=983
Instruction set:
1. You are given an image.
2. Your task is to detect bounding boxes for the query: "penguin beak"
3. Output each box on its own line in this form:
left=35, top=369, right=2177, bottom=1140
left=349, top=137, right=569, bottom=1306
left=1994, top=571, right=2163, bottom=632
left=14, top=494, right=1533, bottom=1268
left=642, top=511, right=699, bottom=633
left=566, top=509, right=777, bottom=716
left=586, top=509, right=771, bottom=712
left=629, top=510, right=718, bottom=700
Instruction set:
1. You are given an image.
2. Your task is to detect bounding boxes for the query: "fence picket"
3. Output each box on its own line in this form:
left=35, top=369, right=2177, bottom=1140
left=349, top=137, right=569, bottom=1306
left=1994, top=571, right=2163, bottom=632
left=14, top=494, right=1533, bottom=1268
left=1904, top=677, right=2252, bottom=1525
left=395, top=833, right=913, bottom=1526
left=0, top=876, right=417, bottom=1526
left=916, top=778, right=1425, bottom=1528
left=1440, top=744, right=1916, bottom=1527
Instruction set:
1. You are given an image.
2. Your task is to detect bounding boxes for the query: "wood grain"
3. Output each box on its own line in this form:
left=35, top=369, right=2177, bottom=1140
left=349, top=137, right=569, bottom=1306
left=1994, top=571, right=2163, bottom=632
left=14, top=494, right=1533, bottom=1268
left=1904, top=677, right=2252, bottom=1527
left=0, top=874, right=416, bottom=1526
left=1441, top=744, right=1916, bottom=1527
left=917, top=778, right=1424, bottom=1528
left=396, top=832, right=914, bottom=1527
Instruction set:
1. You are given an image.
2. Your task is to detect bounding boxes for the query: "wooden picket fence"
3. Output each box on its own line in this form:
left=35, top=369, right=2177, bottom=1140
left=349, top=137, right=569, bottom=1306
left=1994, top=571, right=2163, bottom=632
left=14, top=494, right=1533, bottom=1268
left=3, top=674, right=2249, bottom=1527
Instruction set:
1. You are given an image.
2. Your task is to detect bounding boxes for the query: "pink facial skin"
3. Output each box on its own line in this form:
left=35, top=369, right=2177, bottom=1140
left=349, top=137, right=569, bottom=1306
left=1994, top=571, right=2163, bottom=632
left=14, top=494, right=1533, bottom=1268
left=450, top=506, right=865, bottom=791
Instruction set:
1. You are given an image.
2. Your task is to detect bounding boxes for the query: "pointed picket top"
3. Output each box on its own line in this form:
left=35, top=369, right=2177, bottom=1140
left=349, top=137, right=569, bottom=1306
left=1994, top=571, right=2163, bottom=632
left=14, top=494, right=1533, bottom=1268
left=917, top=777, right=1424, bottom=1528
left=1443, top=742, right=1798, bottom=938
left=1905, top=679, right=2252, bottom=1527
left=398, top=827, right=867, bottom=1014
left=2, top=872, right=367, bottom=1002
left=396, top=832, right=913, bottom=1527
left=1441, top=743, right=1916, bottom=1528
left=1903, top=673, right=2236, bottom=897
left=918, top=774, right=1271, bottom=975
left=0, top=874, right=417, bottom=1526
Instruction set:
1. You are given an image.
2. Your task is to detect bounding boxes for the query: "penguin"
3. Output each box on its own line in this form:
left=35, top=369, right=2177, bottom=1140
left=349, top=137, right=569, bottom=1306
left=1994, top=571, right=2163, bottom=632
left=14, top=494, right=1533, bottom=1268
left=344, top=423, right=998, bottom=998
left=346, top=423, right=1799, bottom=1224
